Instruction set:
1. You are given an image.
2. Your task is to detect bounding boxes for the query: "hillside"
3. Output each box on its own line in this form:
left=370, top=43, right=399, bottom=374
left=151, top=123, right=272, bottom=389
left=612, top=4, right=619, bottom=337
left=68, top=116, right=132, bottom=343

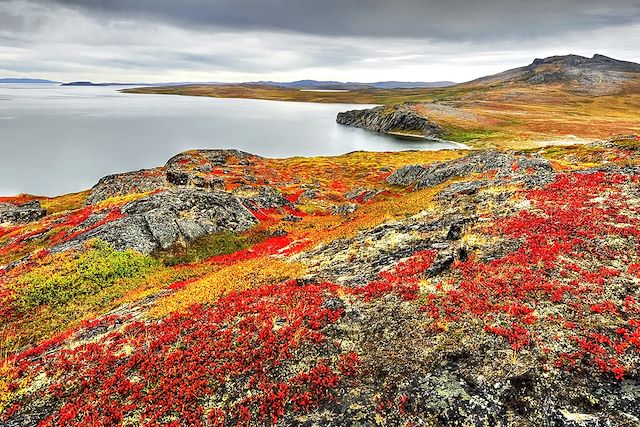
left=465, top=54, right=640, bottom=95
left=124, top=54, right=640, bottom=148
left=2, top=137, right=640, bottom=425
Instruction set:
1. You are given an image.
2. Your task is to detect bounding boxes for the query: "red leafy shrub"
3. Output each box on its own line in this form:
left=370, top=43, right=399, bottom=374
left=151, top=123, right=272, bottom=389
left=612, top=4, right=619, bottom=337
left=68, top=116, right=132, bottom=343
left=7, top=281, right=358, bottom=426
left=420, top=171, right=640, bottom=378
left=352, top=250, right=437, bottom=301
left=203, top=234, right=308, bottom=266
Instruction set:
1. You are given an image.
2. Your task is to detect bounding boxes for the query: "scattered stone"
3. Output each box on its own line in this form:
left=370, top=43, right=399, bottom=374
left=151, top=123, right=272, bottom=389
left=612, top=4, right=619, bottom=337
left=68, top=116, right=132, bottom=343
left=0, top=200, right=46, bottom=224
left=345, top=187, right=383, bottom=203
left=331, top=203, right=359, bottom=216
left=437, top=180, right=490, bottom=200
left=241, top=187, right=291, bottom=210
left=300, top=188, right=319, bottom=200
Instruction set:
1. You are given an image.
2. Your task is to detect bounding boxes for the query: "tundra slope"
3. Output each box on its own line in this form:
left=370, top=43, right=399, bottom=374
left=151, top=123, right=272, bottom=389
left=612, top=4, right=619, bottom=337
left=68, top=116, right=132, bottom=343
left=1, top=139, right=640, bottom=426
left=335, top=55, right=640, bottom=147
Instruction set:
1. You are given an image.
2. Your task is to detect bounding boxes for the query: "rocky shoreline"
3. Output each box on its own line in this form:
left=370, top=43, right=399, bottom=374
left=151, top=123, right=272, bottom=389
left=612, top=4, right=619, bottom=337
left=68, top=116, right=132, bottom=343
left=336, top=104, right=445, bottom=139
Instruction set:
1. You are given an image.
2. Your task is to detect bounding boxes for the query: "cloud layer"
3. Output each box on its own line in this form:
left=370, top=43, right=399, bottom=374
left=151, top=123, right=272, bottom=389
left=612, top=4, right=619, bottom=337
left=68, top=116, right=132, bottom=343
left=1, top=0, right=639, bottom=82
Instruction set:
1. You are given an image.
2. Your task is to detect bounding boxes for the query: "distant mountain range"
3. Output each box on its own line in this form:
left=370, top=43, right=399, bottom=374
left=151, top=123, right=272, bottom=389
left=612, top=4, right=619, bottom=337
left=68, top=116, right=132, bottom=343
left=60, top=80, right=455, bottom=89
left=6, top=54, right=639, bottom=95
left=0, top=78, right=59, bottom=84
left=247, top=80, right=455, bottom=90
left=2, top=78, right=455, bottom=90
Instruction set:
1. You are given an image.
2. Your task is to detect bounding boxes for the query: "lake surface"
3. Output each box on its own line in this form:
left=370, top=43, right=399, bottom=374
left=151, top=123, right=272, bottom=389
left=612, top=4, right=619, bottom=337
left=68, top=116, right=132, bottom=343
left=0, top=84, right=461, bottom=196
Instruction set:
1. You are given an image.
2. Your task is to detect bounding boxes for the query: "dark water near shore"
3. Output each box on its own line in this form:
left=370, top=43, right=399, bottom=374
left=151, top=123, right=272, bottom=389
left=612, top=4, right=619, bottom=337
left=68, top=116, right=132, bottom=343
left=0, top=84, right=461, bottom=196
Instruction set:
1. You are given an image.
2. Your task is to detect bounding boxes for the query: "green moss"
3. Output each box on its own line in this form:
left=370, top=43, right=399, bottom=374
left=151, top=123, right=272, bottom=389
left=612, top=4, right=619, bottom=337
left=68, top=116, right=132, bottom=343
left=154, top=230, right=268, bottom=266
left=13, top=240, right=159, bottom=312
left=443, top=127, right=508, bottom=144
left=614, top=138, right=640, bottom=150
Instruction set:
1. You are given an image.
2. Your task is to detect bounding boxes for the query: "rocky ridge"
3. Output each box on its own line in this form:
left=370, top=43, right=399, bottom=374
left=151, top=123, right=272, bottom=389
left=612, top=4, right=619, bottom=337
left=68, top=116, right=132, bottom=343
left=336, top=104, right=445, bottom=139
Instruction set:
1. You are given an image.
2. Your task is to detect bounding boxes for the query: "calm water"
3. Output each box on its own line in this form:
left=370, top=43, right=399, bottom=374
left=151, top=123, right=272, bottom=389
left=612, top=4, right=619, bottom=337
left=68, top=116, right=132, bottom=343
left=0, top=84, right=461, bottom=196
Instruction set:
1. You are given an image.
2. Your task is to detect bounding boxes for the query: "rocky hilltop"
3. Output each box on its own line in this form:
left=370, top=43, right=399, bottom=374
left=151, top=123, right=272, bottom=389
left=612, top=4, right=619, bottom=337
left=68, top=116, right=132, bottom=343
left=336, top=104, right=445, bottom=139
left=466, top=53, right=640, bottom=95
left=2, top=139, right=640, bottom=426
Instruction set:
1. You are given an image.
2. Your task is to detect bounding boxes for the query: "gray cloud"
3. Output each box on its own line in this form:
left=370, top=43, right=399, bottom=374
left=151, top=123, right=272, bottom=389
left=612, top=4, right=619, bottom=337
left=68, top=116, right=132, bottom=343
left=0, top=0, right=639, bottom=83
left=40, top=0, right=640, bottom=40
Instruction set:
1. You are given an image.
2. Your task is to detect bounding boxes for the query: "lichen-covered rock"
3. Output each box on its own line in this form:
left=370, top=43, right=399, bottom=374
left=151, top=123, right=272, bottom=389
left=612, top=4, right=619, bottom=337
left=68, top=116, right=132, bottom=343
left=166, top=149, right=260, bottom=169
left=84, top=168, right=168, bottom=205
left=330, top=203, right=359, bottom=216
left=165, top=149, right=261, bottom=189
left=337, top=104, right=445, bottom=138
left=240, top=186, right=291, bottom=211
left=437, top=179, right=490, bottom=200
left=297, top=211, right=475, bottom=286
left=0, top=200, right=46, bottom=224
left=344, top=187, right=383, bottom=203
left=387, top=150, right=555, bottom=189
left=53, top=189, right=257, bottom=254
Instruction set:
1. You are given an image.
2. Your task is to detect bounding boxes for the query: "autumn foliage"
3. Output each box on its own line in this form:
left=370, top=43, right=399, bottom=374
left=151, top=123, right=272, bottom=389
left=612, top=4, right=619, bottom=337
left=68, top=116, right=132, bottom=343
left=2, top=141, right=640, bottom=424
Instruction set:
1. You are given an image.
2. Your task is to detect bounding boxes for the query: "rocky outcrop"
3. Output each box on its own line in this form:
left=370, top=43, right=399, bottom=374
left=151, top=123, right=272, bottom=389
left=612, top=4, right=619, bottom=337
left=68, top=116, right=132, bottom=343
left=0, top=201, right=46, bottom=225
left=241, top=186, right=291, bottom=211
left=54, top=189, right=257, bottom=254
left=85, top=150, right=264, bottom=206
left=165, top=149, right=261, bottom=189
left=297, top=212, right=475, bottom=286
left=387, top=150, right=555, bottom=189
left=336, top=104, right=444, bottom=138
left=84, top=168, right=168, bottom=205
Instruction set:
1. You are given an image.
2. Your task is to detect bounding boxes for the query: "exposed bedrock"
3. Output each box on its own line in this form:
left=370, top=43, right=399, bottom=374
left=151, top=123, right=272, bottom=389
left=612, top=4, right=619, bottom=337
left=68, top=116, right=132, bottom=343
left=84, top=168, right=168, bottom=205
left=165, top=149, right=261, bottom=189
left=0, top=200, right=47, bottom=224
left=54, top=189, right=257, bottom=254
left=84, top=149, right=263, bottom=205
left=336, top=104, right=445, bottom=138
left=0, top=201, right=46, bottom=225
left=387, top=150, right=555, bottom=189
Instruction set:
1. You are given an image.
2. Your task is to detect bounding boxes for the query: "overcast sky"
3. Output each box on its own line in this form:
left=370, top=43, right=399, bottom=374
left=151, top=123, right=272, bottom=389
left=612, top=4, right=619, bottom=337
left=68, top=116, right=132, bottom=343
left=1, top=0, right=639, bottom=83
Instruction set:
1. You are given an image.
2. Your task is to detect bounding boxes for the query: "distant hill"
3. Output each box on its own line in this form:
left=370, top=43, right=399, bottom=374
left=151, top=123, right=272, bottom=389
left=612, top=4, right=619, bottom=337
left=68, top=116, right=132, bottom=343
left=61, top=81, right=142, bottom=87
left=0, top=78, right=59, bottom=84
left=249, top=80, right=455, bottom=90
left=366, top=81, right=455, bottom=89
left=463, top=54, right=640, bottom=95
left=57, top=80, right=454, bottom=89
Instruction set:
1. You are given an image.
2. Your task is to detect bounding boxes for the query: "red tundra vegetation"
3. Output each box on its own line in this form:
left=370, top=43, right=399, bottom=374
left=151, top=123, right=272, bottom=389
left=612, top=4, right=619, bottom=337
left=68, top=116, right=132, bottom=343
left=1, top=139, right=640, bottom=425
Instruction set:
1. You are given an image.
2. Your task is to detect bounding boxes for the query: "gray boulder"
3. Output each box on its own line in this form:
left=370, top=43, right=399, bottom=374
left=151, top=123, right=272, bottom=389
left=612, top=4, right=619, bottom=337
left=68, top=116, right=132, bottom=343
left=0, top=200, right=46, bottom=224
left=85, top=168, right=168, bottom=206
left=54, top=189, right=257, bottom=254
